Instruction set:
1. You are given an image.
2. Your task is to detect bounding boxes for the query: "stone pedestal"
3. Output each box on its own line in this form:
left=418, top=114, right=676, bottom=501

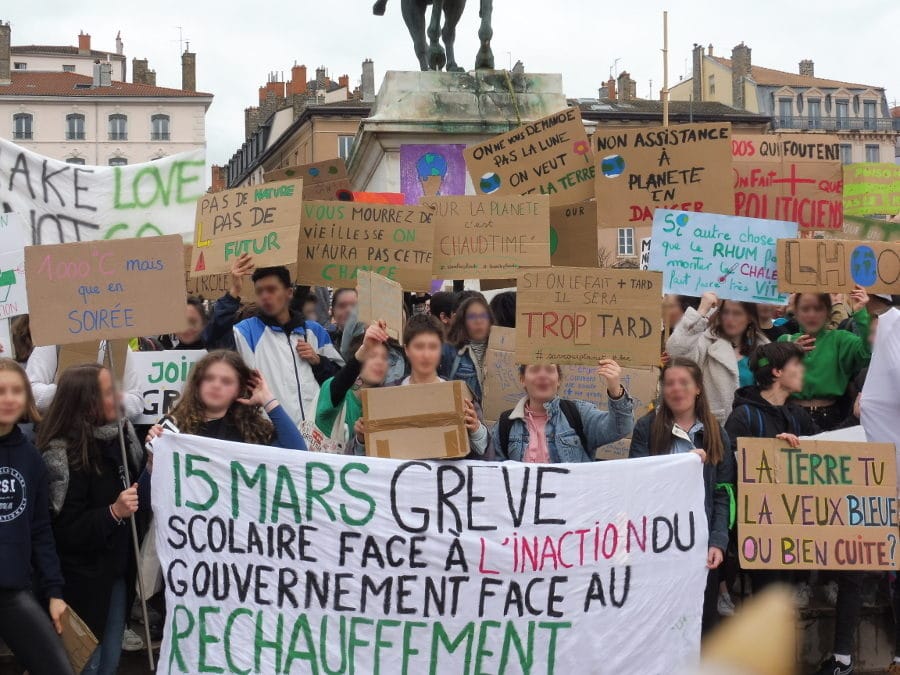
left=347, top=70, right=567, bottom=193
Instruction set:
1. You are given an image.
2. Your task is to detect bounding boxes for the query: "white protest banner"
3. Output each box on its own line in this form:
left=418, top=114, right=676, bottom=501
left=153, top=434, right=707, bottom=674
left=0, top=213, right=28, bottom=318
left=0, top=138, right=206, bottom=244
left=0, top=319, right=11, bottom=358
left=124, top=350, right=207, bottom=425
left=649, top=210, right=798, bottom=305
left=639, top=237, right=652, bottom=271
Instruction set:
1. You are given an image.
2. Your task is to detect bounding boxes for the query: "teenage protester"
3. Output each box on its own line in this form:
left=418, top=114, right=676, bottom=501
left=347, top=314, right=490, bottom=457
left=429, top=291, right=457, bottom=329
left=0, top=359, right=72, bottom=675
left=39, top=363, right=146, bottom=675
left=666, top=292, right=768, bottom=423
left=146, top=350, right=306, bottom=449
left=757, top=304, right=790, bottom=342
left=489, top=291, right=516, bottom=328
left=777, top=289, right=871, bottom=431
left=233, top=266, right=344, bottom=426
left=662, top=294, right=701, bottom=331
left=440, top=296, right=493, bottom=403
left=300, top=293, right=320, bottom=321
left=629, top=357, right=735, bottom=634
left=338, top=308, right=408, bottom=385
left=491, top=361, right=634, bottom=462
left=326, top=288, right=358, bottom=346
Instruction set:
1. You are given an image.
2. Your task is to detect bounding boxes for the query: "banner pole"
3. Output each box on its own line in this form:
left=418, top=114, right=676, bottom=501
left=104, top=342, right=156, bottom=671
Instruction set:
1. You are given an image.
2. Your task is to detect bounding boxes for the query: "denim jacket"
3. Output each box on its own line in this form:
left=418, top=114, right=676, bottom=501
left=439, top=344, right=483, bottom=403
left=491, top=394, right=635, bottom=463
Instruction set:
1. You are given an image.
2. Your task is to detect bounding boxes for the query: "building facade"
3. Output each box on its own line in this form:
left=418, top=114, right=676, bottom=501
left=0, top=21, right=212, bottom=165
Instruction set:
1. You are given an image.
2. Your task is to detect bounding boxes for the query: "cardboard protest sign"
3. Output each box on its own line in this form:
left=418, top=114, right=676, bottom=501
left=60, top=608, right=98, bottom=674
left=465, top=107, right=594, bottom=206
left=550, top=200, right=598, bottom=267
left=422, top=195, right=550, bottom=279
left=183, top=244, right=231, bottom=299
left=296, top=201, right=435, bottom=291
left=840, top=215, right=900, bottom=243
left=123, top=350, right=207, bottom=424
left=732, top=134, right=843, bottom=230
left=191, top=180, right=303, bottom=276
left=737, top=437, right=897, bottom=570
left=0, top=138, right=205, bottom=244
left=594, top=123, right=733, bottom=227
left=25, top=235, right=187, bottom=347
left=649, top=209, right=798, bottom=304
left=776, top=238, right=900, bottom=294
left=843, top=163, right=900, bottom=217
left=362, top=381, right=471, bottom=459
left=0, top=213, right=28, bottom=318
left=263, top=159, right=353, bottom=202
left=356, top=271, right=403, bottom=341
left=152, top=433, right=707, bottom=673
left=516, top=267, right=663, bottom=366
left=56, top=339, right=128, bottom=382
left=400, top=144, right=468, bottom=205
left=351, top=192, right=405, bottom=204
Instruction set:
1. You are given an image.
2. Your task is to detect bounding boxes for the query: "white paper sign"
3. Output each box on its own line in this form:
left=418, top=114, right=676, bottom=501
left=152, top=434, right=707, bottom=674
left=124, top=350, right=206, bottom=424
left=862, top=307, right=900, bottom=482
left=0, top=319, right=11, bottom=358
left=0, top=213, right=28, bottom=318
left=0, top=138, right=206, bottom=244
left=639, top=237, right=652, bottom=271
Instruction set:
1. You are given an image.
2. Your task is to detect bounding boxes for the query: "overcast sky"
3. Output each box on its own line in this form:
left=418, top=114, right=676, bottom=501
left=8, top=0, right=899, bottom=165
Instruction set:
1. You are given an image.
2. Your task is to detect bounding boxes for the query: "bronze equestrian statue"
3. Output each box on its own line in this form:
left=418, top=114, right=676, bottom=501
left=373, top=0, right=494, bottom=72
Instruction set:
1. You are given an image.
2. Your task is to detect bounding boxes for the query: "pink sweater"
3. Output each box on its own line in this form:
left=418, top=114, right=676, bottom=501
left=523, top=404, right=550, bottom=463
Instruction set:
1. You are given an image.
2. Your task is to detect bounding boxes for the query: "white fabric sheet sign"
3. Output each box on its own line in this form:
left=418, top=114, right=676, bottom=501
left=124, top=350, right=206, bottom=425
left=862, top=307, right=900, bottom=483
left=152, top=434, right=708, bottom=674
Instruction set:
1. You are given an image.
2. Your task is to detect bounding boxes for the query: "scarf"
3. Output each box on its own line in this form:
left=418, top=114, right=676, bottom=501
left=44, top=420, right=144, bottom=515
left=469, top=340, right=487, bottom=368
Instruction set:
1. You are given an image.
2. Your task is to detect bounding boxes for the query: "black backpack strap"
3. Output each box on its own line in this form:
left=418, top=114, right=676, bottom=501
left=559, top=399, right=589, bottom=455
left=498, top=410, right=513, bottom=455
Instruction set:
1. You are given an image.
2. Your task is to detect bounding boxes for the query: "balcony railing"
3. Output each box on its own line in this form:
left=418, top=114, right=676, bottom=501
left=109, top=132, right=128, bottom=141
left=151, top=132, right=170, bottom=141
left=773, top=116, right=899, bottom=132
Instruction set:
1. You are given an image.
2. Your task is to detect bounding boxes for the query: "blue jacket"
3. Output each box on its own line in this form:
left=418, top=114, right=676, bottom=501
left=439, top=344, right=482, bottom=402
left=491, top=394, right=635, bottom=463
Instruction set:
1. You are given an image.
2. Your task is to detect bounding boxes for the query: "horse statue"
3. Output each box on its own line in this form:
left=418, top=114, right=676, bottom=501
left=373, top=0, right=494, bottom=72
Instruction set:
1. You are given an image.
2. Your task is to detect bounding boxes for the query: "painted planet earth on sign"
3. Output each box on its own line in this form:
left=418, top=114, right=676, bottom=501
left=600, top=154, right=625, bottom=178
left=479, top=172, right=502, bottom=193
left=851, top=245, right=878, bottom=287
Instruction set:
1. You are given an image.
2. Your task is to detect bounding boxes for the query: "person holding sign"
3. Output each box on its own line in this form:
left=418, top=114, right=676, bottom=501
left=38, top=364, right=147, bottom=675
left=440, top=296, right=494, bottom=403
left=777, top=290, right=871, bottom=431
left=0, top=359, right=72, bottom=675
left=666, top=293, right=768, bottom=423
left=491, top=360, right=634, bottom=462
left=145, top=350, right=306, bottom=450
left=629, top=357, right=735, bottom=634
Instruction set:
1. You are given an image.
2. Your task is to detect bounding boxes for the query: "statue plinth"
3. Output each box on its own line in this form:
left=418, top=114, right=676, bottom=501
left=348, top=70, right=566, bottom=193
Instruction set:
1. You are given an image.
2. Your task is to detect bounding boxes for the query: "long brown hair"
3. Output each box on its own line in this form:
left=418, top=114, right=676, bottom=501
left=37, top=363, right=108, bottom=472
left=10, top=315, right=33, bottom=363
left=712, top=300, right=763, bottom=356
left=168, top=350, right=274, bottom=444
left=650, top=357, right=725, bottom=465
left=0, top=358, right=40, bottom=424
left=446, top=296, right=493, bottom=349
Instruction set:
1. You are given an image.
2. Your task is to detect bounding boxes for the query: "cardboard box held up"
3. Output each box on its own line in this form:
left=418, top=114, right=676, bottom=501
left=362, top=381, right=472, bottom=460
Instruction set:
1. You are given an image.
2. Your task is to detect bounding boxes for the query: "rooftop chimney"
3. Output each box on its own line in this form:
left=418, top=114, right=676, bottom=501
left=617, top=71, right=635, bottom=102
left=181, top=49, right=196, bottom=92
left=115, top=31, right=123, bottom=55
left=99, top=61, right=112, bottom=87
left=603, top=77, right=616, bottom=101
left=692, top=43, right=704, bottom=103
left=92, top=60, right=102, bottom=87
left=731, top=42, right=752, bottom=110
left=315, top=66, right=327, bottom=91
left=0, top=21, right=10, bottom=86
left=799, top=59, right=814, bottom=78
left=361, top=59, right=375, bottom=102
left=707, top=43, right=713, bottom=57
left=338, top=74, right=349, bottom=90
left=132, top=57, right=147, bottom=84
left=290, top=64, right=308, bottom=95
left=78, top=31, right=91, bottom=55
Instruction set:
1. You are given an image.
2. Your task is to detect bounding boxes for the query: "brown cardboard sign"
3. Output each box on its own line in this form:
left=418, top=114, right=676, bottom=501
left=296, top=201, right=435, bottom=291
left=263, top=159, right=353, bottom=202
left=732, top=134, right=843, bottom=230
left=422, top=195, right=550, bottom=279
left=56, top=339, right=128, bottom=383
left=60, top=607, right=99, bottom=674
left=25, top=235, right=187, bottom=347
left=593, top=123, right=734, bottom=228
left=361, top=381, right=471, bottom=459
left=356, top=270, right=404, bottom=342
left=737, top=437, right=897, bottom=570
left=515, top=267, right=663, bottom=366
left=843, top=163, right=900, bottom=218
left=550, top=200, right=598, bottom=267
left=465, top=107, right=595, bottom=206
left=184, top=243, right=232, bottom=299
left=776, top=238, right=900, bottom=293
left=190, top=179, right=303, bottom=276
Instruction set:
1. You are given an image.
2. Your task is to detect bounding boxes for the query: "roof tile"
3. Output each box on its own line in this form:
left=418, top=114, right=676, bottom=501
left=711, top=56, right=881, bottom=91
left=0, top=71, right=212, bottom=98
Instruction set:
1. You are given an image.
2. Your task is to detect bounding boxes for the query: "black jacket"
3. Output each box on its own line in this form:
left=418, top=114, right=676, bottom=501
left=0, top=427, right=64, bottom=598
left=724, top=386, right=819, bottom=451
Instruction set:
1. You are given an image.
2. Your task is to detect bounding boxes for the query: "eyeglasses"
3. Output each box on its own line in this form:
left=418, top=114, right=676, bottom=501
left=466, top=313, right=491, bottom=322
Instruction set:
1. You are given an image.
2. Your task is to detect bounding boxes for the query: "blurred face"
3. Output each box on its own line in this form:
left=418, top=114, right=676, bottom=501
left=302, top=301, right=318, bottom=321
left=254, top=276, right=292, bottom=318
left=795, top=294, right=828, bottom=334
left=662, top=366, right=700, bottom=416
left=719, top=301, right=751, bottom=340
left=464, top=302, right=492, bottom=342
left=332, top=291, right=358, bottom=329
left=774, top=357, right=805, bottom=394
left=756, top=304, right=777, bottom=324
left=176, top=303, right=205, bottom=344
left=521, top=365, right=560, bottom=402
left=662, top=295, right=685, bottom=328
left=0, top=370, right=27, bottom=426
left=199, top=361, right=241, bottom=413
left=98, top=369, right=118, bottom=423
left=404, top=332, right=442, bottom=376
left=360, top=344, right=389, bottom=386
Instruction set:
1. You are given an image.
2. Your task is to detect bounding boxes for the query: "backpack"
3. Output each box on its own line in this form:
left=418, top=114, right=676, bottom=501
left=498, top=399, right=589, bottom=457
